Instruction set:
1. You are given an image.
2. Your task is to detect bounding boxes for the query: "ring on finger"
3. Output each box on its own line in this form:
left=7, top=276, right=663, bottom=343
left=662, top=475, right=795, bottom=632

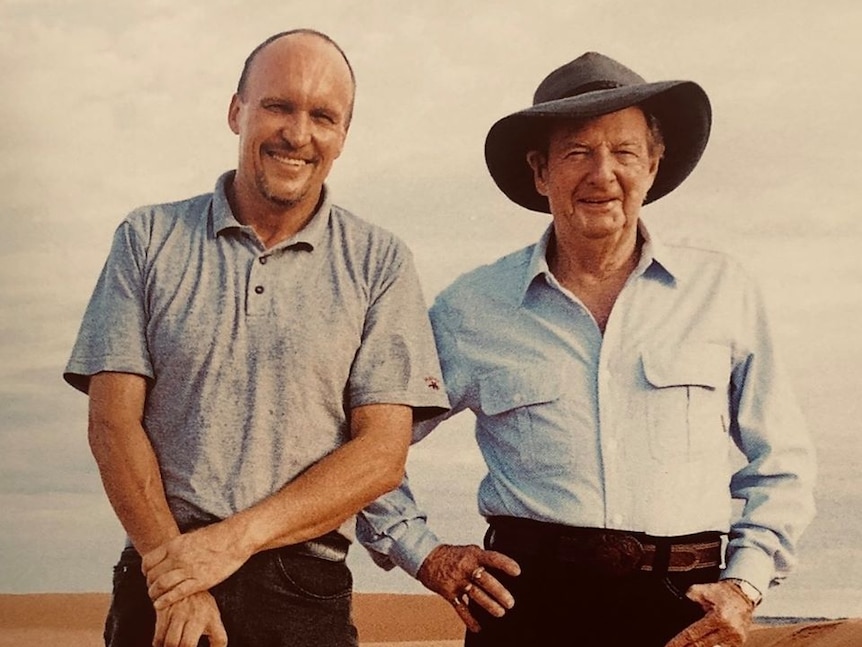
left=471, top=566, right=485, bottom=582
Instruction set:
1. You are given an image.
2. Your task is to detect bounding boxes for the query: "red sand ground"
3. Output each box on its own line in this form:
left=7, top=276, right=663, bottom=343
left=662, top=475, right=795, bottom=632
left=0, top=593, right=858, bottom=646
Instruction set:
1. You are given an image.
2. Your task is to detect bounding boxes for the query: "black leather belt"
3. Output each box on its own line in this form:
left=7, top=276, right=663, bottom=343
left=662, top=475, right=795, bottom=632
left=487, top=516, right=722, bottom=578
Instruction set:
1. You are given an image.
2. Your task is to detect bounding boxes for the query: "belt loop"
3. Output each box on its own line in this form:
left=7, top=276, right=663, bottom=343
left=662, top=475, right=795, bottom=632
left=653, top=541, right=672, bottom=576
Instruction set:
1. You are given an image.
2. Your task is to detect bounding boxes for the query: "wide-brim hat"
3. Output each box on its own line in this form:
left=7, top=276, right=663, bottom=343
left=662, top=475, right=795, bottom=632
left=485, top=51, right=712, bottom=213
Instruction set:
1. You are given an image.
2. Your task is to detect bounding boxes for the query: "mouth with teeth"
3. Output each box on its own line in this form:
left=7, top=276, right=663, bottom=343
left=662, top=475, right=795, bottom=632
left=266, top=149, right=313, bottom=169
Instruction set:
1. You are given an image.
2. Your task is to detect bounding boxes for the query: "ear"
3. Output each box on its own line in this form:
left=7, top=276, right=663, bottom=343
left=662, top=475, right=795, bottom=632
left=331, top=126, right=348, bottom=160
left=647, top=137, right=664, bottom=179
left=648, top=150, right=661, bottom=179
left=227, top=93, right=242, bottom=135
left=526, top=150, right=550, bottom=197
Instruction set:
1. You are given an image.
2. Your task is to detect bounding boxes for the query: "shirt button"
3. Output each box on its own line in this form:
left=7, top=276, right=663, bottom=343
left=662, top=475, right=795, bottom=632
left=254, top=285, right=265, bottom=294
left=259, top=256, right=267, bottom=265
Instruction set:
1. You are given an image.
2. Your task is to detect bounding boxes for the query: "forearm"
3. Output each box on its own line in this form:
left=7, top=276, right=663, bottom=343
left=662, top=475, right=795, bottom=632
left=140, top=403, right=412, bottom=610
left=723, top=471, right=815, bottom=595
left=88, top=373, right=179, bottom=554
left=224, top=404, right=412, bottom=556
left=727, top=398, right=816, bottom=593
left=725, top=276, right=818, bottom=592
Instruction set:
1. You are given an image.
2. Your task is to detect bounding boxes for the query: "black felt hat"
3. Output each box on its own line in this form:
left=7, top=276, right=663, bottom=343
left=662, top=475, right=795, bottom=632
left=484, top=52, right=712, bottom=213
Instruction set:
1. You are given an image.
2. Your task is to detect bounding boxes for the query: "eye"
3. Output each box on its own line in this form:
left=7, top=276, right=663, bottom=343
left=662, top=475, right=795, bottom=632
left=564, top=148, right=590, bottom=159
left=263, top=102, right=292, bottom=114
left=614, top=149, right=641, bottom=162
left=311, top=109, right=337, bottom=124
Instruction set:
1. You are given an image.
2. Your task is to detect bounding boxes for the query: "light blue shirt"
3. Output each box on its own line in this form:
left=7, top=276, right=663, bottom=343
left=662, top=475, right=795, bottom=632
left=358, top=223, right=816, bottom=596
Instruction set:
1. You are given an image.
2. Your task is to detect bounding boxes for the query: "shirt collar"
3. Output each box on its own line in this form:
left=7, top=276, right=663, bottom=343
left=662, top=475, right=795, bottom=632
left=519, top=224, right=555, bottom=302
left=519, top=220, right=678, bottom=303
left=211, top=170, right=332, bottom=251
left=638, top=222, right=679, bottom=284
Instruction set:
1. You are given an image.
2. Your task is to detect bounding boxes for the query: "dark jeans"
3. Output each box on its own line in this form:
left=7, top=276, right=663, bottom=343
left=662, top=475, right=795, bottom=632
left=104, top=545, right=359, bottom=647
left=464, top=550, right=718, bottom=646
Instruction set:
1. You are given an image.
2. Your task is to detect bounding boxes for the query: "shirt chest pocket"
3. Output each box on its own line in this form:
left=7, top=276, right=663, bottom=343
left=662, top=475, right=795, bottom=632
left=477, top=366, right=572, bottom=475
left=641, top=343, right=730, bottom=462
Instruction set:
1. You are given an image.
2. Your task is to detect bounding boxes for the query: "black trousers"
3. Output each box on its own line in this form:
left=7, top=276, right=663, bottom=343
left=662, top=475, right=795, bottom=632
left=464, top=535, right=718, bottom=646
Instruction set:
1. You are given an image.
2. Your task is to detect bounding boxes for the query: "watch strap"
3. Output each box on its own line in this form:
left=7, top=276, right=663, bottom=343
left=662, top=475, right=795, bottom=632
left=724, top=578, right=763, bottom=608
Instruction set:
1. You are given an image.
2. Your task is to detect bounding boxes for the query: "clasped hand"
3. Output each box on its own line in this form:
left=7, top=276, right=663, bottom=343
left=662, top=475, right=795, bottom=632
left=143, top=523, right=251, bottom=609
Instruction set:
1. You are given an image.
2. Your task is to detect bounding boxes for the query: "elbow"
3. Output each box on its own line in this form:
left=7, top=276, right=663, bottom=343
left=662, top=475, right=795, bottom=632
left=87, top=411, right=131, bottom=468
left=350, top=403, right=412, bottom=498
left=87, top=417, right=112, bottom=464
left=367, top=447, right=408, bottom=498
left=377, top=463, right=406, bottom=496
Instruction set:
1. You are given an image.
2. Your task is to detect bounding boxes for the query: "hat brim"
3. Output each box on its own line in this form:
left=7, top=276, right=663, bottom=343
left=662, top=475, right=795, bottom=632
left=484, top=80, right=711, bottom=213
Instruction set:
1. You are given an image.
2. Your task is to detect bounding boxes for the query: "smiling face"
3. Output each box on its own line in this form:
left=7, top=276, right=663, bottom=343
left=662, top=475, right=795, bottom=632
left=527, top=107, right=662, bottom=244
left=227, top=33, right=354, bottom=219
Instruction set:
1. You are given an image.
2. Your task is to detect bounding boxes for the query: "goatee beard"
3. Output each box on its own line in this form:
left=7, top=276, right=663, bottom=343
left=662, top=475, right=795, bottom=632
left=256, top=171, right=302, bottom=208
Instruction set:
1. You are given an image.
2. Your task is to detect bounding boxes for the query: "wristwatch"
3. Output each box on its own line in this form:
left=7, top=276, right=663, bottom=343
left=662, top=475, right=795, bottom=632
left=724, top=578, right=763, bottom=607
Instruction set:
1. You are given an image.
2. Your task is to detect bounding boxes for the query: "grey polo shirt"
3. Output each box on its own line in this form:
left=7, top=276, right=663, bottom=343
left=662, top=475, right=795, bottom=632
left=65, top=171, right=449, bottom=542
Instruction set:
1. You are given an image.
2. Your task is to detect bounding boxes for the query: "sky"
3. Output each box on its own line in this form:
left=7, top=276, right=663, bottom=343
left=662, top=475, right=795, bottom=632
left=1, top=0, right=861, bottom=619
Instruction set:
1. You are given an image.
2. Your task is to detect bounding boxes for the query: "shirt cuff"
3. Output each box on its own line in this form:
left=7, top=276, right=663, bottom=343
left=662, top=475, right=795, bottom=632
left=720, top=545, right=773, bottom=598
left=384, top=521, right=443, bottom=578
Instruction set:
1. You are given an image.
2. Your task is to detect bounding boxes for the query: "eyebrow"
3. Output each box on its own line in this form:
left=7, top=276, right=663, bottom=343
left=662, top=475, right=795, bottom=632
left=259, top=95, right=293, bottom=104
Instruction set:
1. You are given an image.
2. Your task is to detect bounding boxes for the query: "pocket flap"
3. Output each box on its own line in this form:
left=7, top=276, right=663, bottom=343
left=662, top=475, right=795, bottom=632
left=641, top=343, right=729, bottom=390
left=478, top=366, right=562, bottom=415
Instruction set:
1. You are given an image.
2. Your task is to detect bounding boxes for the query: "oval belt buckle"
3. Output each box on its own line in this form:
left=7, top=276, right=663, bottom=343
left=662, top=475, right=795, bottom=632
left=594, top=533, right=644, bottom=577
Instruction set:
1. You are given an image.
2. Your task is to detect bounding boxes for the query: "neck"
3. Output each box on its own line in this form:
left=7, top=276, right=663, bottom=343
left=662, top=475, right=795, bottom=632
left=546, top=224, right=643, bottom=334
left=548, top=225, right=641, bottom=285
left=227, top=178, right=322, bottom=249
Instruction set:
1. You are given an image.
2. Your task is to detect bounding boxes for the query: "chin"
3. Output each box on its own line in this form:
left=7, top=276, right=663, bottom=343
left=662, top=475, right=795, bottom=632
left=257, top=177, right=305, bottom=207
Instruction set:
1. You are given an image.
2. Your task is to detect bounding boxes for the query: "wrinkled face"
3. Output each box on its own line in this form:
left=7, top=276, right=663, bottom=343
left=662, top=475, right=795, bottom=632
left=228, top=33, right=354, bottom=214
left=527, top=107, right=661, bottom=241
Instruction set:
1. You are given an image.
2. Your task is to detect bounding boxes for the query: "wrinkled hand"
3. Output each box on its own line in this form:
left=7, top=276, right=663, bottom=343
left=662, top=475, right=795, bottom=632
left=153, top=590, right=227, bottom=647
left=417, top=544, right=521, bottom=633
left=664, top=580, right=755, bottom=647
left=143, top=524, right=252, bottom=609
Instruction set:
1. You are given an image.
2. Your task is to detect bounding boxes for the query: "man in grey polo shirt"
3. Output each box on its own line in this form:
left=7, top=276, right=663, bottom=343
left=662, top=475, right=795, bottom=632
left=64, top=29, right=448, bottom=647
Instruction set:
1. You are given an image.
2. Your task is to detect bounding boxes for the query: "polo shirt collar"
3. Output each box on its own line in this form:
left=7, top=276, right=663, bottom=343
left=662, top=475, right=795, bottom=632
left=210, top=170, right=332, bottom=251
left=212, top=171, right=241, bottom=235
left=520, top=219, right=679, bottom=303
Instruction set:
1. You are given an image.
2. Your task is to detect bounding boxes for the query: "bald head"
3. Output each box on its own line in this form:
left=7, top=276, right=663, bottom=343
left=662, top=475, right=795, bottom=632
left=237, top=29, right=356, bottom=126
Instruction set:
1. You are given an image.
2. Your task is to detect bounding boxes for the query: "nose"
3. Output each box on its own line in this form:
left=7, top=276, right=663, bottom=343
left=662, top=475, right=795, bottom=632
left=586, top=148, right=616, bottom=184
left=280, top=112, right=312, bottom=148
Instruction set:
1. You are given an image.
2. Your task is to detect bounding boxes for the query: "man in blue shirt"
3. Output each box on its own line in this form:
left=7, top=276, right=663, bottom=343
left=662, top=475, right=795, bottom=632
left=359, top=52, right=816, bottom=647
